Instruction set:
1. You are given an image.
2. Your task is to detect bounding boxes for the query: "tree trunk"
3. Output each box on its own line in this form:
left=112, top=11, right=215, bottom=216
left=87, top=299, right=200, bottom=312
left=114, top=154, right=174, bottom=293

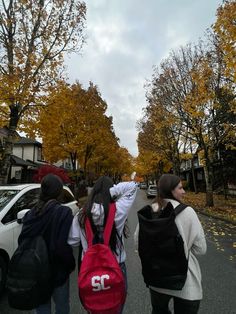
left=0, top=105, right=20, bottom=184
left=191, top=158, right=198, bottom=193
left=83, top=158, right=87, bottom=182
left=0, top=137, right=12, bottom=184
left=172, top=155, right=181, bottom=176
left=203, top=164, right=214, bottom=207
left=70, top=152, right=77, bottom=174
left=219, top=155, right=228, bottom=200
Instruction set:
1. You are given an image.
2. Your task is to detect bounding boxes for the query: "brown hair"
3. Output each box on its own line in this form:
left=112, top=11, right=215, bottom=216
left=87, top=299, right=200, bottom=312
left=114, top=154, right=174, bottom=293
left=154, top=174, right=181, bottom=208
left=78, top=176, right=128, bottom=255
left=159, top=174, right=180, bottom=198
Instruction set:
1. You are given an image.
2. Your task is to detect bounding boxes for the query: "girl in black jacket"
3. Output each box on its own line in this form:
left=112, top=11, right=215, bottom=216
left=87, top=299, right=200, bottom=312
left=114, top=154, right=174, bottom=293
left=18, top=174, right=75, bottom=314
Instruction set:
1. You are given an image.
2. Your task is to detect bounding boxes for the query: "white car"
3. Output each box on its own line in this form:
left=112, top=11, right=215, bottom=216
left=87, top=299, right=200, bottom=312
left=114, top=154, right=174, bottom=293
left=146, top=184, right=157, bottom=198
left=0, top=183, right=79, bottom=294
left=139, top=182, right=147, bottom=189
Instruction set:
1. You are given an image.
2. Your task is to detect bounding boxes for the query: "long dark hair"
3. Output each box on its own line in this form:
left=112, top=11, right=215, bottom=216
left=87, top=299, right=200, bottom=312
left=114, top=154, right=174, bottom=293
left=78, top=176, right=122, bottom=254
left=35, top=174, right=63, bottom=214
left=154, top=174, right=181, bottom=208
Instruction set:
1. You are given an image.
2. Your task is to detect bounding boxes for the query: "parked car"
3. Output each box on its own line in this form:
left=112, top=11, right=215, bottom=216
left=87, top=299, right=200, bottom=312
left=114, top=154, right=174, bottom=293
left=140, top=182, right=147, bottom=189
left=0, top=183, right=79, bottom=295
left=146, top=184, right=157, bottom=198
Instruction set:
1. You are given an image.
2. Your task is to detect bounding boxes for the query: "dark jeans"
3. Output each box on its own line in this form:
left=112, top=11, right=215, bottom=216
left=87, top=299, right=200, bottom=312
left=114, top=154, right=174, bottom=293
left=150, top=289, right=200, bottom=314
left=35, top=279, right=70, bottom=314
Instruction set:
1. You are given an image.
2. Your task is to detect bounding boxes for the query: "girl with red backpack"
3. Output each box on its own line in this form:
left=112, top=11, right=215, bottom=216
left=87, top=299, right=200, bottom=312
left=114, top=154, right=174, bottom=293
left=68, top=175, right=138, bottom=313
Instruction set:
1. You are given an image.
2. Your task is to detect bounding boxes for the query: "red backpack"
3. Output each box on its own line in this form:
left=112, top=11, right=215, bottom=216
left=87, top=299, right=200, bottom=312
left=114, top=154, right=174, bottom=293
left=78, top=203, right=126, bottom=314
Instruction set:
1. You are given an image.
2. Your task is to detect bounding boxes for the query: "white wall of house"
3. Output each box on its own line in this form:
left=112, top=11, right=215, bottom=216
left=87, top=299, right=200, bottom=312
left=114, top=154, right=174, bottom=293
left=12, top=146, right=23, bottom=159
left=53, top=157, right=73, bottom=170
left=13, top=145, right=42, bottom=162
left=10, top=142, right=42, bottom=179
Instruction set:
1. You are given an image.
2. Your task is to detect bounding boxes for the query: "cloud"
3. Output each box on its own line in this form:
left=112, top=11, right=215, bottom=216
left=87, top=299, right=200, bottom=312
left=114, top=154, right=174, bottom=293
left=65, top=0, right=222, bottom=157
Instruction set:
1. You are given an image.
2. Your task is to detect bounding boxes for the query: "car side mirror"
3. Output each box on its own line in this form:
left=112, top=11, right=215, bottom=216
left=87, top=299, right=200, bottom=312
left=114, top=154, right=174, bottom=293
left=17, top=209, right=30, bottom=224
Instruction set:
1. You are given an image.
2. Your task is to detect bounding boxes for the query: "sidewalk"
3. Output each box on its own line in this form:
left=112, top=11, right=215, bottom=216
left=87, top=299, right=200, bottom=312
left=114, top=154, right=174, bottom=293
left=184, top=192, right=236, bottom=225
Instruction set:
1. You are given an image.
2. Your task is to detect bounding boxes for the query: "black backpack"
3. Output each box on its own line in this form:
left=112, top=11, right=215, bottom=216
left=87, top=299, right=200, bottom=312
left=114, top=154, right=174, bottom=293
left=6, top=235, right=53, bottom=310
left=137, top=202, right=188, bottom=290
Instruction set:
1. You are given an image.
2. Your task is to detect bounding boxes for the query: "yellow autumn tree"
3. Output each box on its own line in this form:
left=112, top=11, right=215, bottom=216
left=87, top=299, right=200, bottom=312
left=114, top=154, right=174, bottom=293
left=113, top=147, right=135, bottom=180
left=141, top=2, right=236, bottom=206
left=38, top=81, right=134, bottom=182
left=91, top=145, right=134, bottom=182
left=139, top=64, right=187, bottom=177
left=137, top=110, right=173, bottom=179
left=36, top=81, right=125, bottom=182
left=182, top=42, right=236, bottom=203
left=0, top=0, right=86, bottom=183
left=155, top=43, right=234, bottom=206
left=84, top=118, right=130, bottom=180
left=213, top=0, right=236, bottom=83
left=135, top=147, right=172, bottom=181
left=143, top=44, right=223, bottom=206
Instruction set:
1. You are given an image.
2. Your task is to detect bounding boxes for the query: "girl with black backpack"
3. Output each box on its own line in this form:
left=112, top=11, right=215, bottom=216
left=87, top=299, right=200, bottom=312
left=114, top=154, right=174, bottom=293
left=135, top=174, right=207, bottom=314
left=16, top=174, right=75, bottom=314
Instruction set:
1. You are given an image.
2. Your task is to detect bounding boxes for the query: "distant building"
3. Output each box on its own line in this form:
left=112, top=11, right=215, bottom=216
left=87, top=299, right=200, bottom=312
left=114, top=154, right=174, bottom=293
left=180, top=149, right=236, bottom=195
left=53, top=158, right=73, bottom=171
left=11, top=137, right=47, bottom=182
left=13, top=137, right=43, bottom=162
left=180, top=154, right=205, bottom=192
left=0, top=127, right=79, bottom=183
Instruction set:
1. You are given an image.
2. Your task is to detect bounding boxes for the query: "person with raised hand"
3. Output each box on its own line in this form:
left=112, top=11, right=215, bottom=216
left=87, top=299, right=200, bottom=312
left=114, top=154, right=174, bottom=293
left=68, top=173, right=138, bottom=313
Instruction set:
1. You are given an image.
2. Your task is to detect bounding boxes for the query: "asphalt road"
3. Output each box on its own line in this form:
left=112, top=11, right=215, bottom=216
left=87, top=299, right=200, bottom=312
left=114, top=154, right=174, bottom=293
left=0, top=188, right=236, bottom=314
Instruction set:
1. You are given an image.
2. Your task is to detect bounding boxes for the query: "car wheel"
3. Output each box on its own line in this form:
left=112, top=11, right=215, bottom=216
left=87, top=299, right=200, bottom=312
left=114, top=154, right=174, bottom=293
left=0, top=256, right=7, bottom=295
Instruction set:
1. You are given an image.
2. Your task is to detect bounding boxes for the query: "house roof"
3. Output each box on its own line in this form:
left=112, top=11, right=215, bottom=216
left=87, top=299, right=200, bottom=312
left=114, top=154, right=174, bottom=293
left=10, top=155, right=35, bottom=167
left=15, top=137, right=42, bottom=146
left=26, top=159, right=48, bottom=167
left=10, top=155, right=47, bottom=168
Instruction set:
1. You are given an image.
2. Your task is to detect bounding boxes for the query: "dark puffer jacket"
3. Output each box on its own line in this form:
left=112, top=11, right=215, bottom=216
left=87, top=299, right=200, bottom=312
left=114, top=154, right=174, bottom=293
left=18, top=200, right=75, bottom=287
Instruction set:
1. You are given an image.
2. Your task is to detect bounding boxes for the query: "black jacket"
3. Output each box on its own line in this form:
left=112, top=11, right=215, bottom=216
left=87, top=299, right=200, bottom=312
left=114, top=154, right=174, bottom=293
left=18, top=200, right=75, bottom=287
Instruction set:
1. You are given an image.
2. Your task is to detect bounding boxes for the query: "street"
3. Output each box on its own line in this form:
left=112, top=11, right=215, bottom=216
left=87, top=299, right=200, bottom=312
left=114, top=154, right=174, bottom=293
left=0, top=188, right=236, bottom=314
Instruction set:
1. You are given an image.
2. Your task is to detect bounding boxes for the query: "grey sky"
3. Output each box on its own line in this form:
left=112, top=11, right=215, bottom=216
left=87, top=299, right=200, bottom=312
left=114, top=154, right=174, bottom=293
left=65, top=0, right=222, bottom=157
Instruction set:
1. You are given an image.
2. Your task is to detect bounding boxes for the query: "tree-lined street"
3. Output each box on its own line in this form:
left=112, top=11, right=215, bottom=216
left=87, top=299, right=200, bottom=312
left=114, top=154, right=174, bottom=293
left=0, top=1, right=235, bottom=312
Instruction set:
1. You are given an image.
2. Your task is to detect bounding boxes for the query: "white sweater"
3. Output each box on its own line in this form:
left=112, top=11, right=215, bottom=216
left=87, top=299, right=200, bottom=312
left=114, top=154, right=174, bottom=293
left=68, top=181, right=138, bottom=263
left=134, top=199, right=207, bottom=300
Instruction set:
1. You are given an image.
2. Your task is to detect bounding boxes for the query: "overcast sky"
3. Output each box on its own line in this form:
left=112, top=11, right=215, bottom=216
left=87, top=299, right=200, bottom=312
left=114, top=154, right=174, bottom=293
left=65, top=0, right=222, bottom=157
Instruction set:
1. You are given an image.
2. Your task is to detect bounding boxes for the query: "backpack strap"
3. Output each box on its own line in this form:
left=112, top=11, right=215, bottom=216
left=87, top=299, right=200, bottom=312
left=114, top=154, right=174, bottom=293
left=174, top=203, right=187, bottom=216
left=85, top=203, right=116, bottom=247
left=85, top=217, right=94, bottom=248
left=103, top=203, right=116, bottom=245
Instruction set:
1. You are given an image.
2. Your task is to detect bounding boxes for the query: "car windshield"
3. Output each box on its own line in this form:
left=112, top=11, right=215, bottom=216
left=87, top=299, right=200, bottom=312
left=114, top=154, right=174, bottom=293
left=149, top=186, right=156, bottom=190
left=0, top=190, right=19, bottom=212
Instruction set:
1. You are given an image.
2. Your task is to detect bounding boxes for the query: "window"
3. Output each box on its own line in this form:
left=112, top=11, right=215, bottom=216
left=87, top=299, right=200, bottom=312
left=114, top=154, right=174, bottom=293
left=197, top=172, right=203, bottom=180
left=2, top=188, right=40, bottom=224
left=37, top=147, right=42, bottom=161
left=15, top=170, right=21, bottom=180
left=0, top=190, right=19, bottom=212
